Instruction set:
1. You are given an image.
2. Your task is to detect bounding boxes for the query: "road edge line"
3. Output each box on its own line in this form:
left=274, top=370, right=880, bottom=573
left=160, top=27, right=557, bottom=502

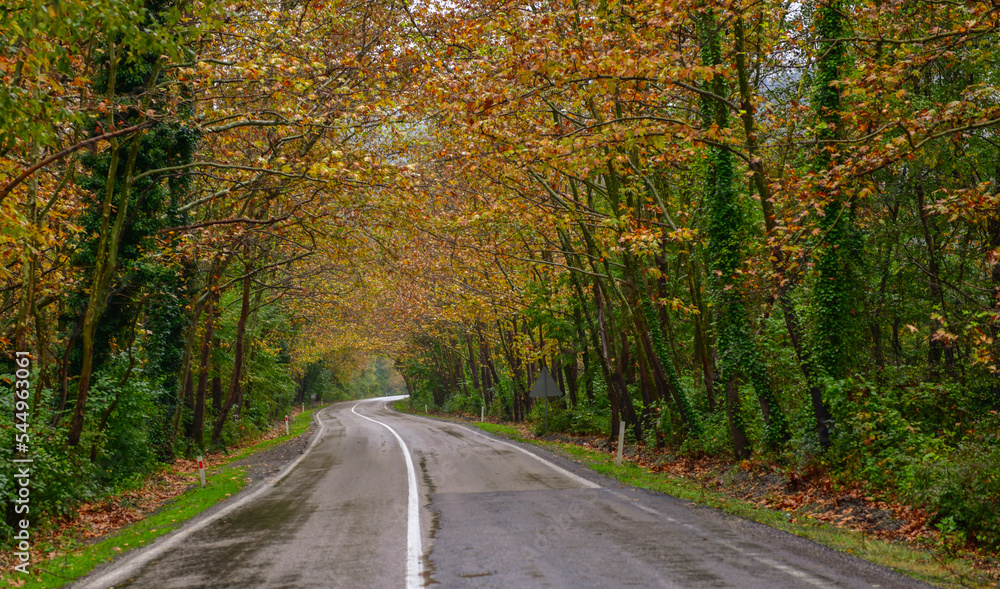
left=390, top=405, right=600, bottom=490
left=449, top=422, right=601, bottom=489
left=74, top=410, right=328, bottom=589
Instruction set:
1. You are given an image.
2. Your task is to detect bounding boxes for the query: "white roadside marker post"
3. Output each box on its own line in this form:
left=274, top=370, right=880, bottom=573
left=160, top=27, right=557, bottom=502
left=285, top=414, right=289, bottom=436
left=198, top=456, right=206, bottom=487
left=425, top=404, right=428, bottom=414
left=481, top=406, right=484, bottom=422
left=616, top=422, right=625, bottom=466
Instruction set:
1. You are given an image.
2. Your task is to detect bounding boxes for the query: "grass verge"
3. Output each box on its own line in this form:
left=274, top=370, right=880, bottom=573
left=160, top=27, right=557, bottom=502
left=2, top=407, right=323, bottom=589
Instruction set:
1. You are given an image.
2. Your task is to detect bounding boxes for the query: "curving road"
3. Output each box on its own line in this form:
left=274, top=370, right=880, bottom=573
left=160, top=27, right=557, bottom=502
left=79, top=397, right=930, bottom=589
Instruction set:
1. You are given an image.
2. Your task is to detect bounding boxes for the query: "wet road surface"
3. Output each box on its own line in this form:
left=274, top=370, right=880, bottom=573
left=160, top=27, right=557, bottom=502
left=81, top=397, right=930, bottom=588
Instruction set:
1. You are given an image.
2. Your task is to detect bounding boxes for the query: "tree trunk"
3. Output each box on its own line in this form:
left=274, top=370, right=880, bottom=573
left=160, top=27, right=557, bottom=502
left=563, top=353, right=579, bottom=408
left=734, top=14, right=829, bottom=447
left=68, top=44, right=161, bottom=446
left=212, top=270, right=252, bottom=445
left=192, top=294, right=216, bottom=450
left=916, top=183, right=954, bottom=377
left=480, top=329, right=500, bottom=408
left=168, top=295, right=206, bottom=455
left=211, top=337, right=223, bottom=412
left=811, top=0, right=854, bottom=383
left=53, top=323, right=80, bottom=427
left=988, top=205, right=1000, bottom=407
left=466, top=332, right=482, bottom=399
left=683, top=254, right=715, bottom=412
left=593, top=281, right=637, bottom=442
left=726, top=377, right=751, bottom=459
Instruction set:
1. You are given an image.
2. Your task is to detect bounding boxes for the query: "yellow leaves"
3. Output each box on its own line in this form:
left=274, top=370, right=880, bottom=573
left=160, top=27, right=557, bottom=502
left=931, top=329, right=959, bottom=346
left=665, top=226, right=698, bottom=243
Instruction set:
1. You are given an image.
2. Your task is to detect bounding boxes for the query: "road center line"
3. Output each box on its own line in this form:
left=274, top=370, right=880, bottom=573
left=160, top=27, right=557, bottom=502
left=351, top=401, right=424, bottom=589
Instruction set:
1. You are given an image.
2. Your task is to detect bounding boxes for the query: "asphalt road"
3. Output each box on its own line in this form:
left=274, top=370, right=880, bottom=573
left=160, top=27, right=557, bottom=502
left=79, top=397, right=931, bottom=589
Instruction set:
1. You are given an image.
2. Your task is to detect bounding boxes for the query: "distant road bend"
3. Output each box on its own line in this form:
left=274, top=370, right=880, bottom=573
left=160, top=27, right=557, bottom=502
left=79, top=397, right=930, bottom=589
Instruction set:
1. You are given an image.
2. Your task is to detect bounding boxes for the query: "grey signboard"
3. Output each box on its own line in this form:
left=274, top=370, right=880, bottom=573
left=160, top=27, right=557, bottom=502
left=529, top=367, right=561, bottom=398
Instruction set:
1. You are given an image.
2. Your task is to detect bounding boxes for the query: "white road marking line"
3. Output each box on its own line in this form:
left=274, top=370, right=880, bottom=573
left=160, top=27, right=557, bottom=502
left=754, top=556, right=832, bottom=588
left=392, top=400, right=830, bottom=588
left=606, top=490, right=667, bottom=518
left=352, top=401, right=424, bottom=589
left=77, top=411, right=328, bottom=589
left=714, top=539, right=832, bottom=588
left=385, top=397, right=598, bottom=489
left=444, top=422, right=601, bottom=489
left=633, top=502, right=663, bottom=517
left=605, top=479, right=830, bottom=587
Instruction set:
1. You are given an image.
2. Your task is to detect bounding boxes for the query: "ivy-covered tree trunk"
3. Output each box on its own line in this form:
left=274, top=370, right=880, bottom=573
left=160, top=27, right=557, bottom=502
left=810, top=0, right=855, bottom=435
left=680, top=251, right=715, bottom=413
left=68, top=40, right=145, bottom=445
left=638, top=297, right=702, bottom=437
left=733, top=15, right=829, bottom=446
left=699, top=10, right=788, bottom=456
left=67, top=14, right=184, bottom=445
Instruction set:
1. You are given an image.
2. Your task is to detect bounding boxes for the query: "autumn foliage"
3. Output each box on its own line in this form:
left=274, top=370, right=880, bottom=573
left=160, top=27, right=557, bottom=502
left=2, top=0, right=1000, bottom=555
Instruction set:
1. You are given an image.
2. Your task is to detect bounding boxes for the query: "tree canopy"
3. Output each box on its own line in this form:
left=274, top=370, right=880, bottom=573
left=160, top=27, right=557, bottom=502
left=3, top=0, right=1000, bottom=552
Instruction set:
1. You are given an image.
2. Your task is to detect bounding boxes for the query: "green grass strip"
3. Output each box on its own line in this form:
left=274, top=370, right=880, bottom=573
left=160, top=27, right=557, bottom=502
left=3, top=406, right=324, bottom=589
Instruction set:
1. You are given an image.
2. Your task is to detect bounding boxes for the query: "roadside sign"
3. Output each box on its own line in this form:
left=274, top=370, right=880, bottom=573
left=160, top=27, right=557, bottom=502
left=529, top=367, right=561, bottom=434
left=529, top=367, right=561, bottom=398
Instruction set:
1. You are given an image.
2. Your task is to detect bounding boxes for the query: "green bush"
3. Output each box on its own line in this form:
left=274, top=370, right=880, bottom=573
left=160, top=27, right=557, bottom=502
left=442, top=388, right=482, bottom=414
left=821, top=377, right=1000, bottom=549
left=1, top=382, right=100, bottom=547
left=682, top=406, right=732, bottom=457
left=528, top=396, right=609, bottom=436
left=905, top=416, right=1000, bottom=550
left=569, top=401, right=610, bottom=435
left=85, top=358, right=164, bottom=484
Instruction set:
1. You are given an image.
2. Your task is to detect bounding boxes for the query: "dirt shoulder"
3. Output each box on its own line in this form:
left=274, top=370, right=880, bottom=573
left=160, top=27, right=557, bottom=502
left=229, top=424, right=315, bottom=486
